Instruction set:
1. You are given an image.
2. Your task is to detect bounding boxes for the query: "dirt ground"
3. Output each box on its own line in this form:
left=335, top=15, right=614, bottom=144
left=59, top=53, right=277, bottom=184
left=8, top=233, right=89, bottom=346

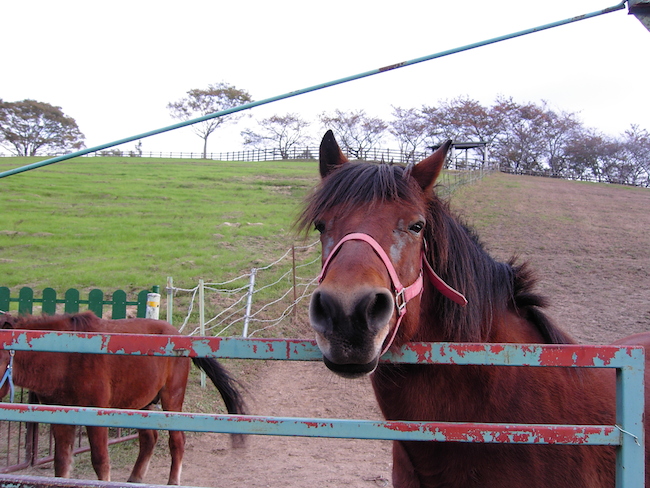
left=19, top=173, right=650, bottom=487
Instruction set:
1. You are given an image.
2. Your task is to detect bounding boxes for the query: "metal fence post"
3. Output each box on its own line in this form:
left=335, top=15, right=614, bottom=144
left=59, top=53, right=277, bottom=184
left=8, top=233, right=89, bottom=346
left=615, top=353, right=646, bottom=487
left=242, top=269, right=257, bottom=338
left=166, top=277, right=174, bottom=325
left=199, top=279, right=206, bottom=388
left=292, top=246, right=297, bottom=324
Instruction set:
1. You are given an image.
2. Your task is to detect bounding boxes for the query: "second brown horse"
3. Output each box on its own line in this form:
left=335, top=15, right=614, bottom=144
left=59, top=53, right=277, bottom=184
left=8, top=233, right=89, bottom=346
left=0, top=311, right=246, bottom=485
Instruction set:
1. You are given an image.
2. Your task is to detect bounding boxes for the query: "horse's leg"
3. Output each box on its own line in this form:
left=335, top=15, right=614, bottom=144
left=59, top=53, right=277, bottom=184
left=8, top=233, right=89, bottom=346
left=157, top=359, right=191, bottom=485
left=392, top=441, right=421, bottom=488
left=127, top=427, right=159, bottom=483
left=167, top=430, right=186, bottom=485
left=86, top=426, right=111, bottom=480
left=51, top=424, right=76, bottom=478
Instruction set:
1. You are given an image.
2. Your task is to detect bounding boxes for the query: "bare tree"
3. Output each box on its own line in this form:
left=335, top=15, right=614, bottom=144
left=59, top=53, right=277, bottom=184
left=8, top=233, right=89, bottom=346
left=490, top=97, right=548, bottom=172
left=424, top=96, right=501, bottom=145
left=564, top=129, right=620, bottom=182
left=241, top=113, right=312, bottom=159
left=167, top=82, right=252, bottom=158
left=536, top=104, right=583, bottom=176
left=621, top=124, right=650, bottom=187
left=389, top=106, right=428, bottom=163
left=319, top=109, right=386, bottom=160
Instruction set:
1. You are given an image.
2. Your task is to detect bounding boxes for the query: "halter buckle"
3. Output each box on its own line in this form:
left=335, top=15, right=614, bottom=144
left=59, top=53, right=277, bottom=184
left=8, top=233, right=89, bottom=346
left=395, top=289, right=407, bottom=316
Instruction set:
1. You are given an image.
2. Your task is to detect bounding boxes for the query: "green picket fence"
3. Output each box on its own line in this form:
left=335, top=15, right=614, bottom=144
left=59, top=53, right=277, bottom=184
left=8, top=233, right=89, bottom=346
left=0, top=286, right=159, bottom=319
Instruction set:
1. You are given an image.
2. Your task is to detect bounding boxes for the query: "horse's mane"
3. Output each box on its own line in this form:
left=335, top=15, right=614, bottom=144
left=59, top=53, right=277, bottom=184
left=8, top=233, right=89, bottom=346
left=299, top=162, right=573, bottom=345
left=2, top=311, right=102, bottom=332
left=297, top=162, right=422, bottom=232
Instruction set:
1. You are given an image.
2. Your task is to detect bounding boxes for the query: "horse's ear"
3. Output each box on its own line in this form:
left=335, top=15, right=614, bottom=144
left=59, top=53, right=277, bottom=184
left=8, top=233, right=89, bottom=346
left=0, top=313, right=15, bottom=329
left=410, top=140, right=452, bottom=195
left=319, top=130, right=348, bottom=178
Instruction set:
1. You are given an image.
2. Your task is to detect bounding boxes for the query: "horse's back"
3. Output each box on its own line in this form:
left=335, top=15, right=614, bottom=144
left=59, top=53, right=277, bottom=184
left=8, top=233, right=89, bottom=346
left=102, top=317, right=179, bottom=336
left=613, top=331, right=650, bottom=348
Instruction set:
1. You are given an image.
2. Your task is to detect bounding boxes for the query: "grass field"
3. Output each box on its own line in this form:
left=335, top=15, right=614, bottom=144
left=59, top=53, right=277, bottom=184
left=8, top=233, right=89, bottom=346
left=0, top=156, right=321, bottom=293
left=0, top=156, right=483, bottom=336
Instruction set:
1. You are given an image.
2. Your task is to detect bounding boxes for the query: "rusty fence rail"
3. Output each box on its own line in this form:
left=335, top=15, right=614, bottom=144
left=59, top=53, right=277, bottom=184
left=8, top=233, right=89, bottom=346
left=0, top=332, right=645, bottom=487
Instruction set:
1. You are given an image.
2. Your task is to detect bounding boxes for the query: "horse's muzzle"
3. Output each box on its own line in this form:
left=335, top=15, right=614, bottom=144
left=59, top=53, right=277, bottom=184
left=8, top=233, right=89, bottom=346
left=309, top=287, right=394, bottom=377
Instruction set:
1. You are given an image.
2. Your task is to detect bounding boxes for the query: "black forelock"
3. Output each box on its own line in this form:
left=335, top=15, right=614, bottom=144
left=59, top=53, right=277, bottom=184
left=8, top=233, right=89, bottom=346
left=297, top=162, right=420, bottom=233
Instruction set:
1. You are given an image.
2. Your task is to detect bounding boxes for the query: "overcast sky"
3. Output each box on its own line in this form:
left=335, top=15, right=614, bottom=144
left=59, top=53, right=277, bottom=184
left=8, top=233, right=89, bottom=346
left=2, top=0, right=649, bottom=156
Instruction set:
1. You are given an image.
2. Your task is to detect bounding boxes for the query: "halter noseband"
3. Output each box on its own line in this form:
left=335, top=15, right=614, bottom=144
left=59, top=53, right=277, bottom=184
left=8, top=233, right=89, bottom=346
left=317, top=232, right=467, bottom=355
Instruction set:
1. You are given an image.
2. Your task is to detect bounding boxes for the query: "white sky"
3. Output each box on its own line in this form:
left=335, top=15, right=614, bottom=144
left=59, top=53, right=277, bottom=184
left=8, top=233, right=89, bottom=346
left=1, top=0, right=649, bottom=156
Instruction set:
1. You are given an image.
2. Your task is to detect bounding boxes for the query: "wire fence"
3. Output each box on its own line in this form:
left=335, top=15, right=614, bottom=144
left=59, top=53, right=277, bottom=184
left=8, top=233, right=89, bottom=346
left=163, top=166, right=489, bottom=339
left=167, top=240, right=322, bottom=339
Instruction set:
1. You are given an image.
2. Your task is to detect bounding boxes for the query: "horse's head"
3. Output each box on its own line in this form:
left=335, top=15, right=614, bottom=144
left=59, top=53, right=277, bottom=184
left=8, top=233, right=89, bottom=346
left=300, top=131, right=457, bottom=378
left=0, top=312, right=16, bottom=330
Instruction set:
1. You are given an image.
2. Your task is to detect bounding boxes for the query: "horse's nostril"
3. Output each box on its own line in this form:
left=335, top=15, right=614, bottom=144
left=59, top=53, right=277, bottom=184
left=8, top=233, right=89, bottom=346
left=309, top=290, right=334, bottom=334
left=358, top=290, right=394, bottom=332
left=368, top=292, right=392, bottom=321
left=311, top=288, right=393, bottom=336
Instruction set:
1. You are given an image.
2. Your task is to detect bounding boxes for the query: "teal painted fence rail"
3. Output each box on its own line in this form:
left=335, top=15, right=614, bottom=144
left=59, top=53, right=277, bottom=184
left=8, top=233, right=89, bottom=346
left=0, top=287, right=158, bottom=319
left=0, top=333, right=644, bottom=487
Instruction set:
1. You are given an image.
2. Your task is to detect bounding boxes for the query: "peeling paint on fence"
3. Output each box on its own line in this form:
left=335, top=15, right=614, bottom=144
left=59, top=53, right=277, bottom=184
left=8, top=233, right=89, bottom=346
left=0, top=403, right=622, bottom=445
left=0, top=332, right=644, bottom=369
left=0, top=332, right=645, bottom=487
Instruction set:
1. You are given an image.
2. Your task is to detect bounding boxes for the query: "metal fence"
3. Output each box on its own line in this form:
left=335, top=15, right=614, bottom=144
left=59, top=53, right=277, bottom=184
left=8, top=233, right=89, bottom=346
left=0, top=333, right=645, bottom=487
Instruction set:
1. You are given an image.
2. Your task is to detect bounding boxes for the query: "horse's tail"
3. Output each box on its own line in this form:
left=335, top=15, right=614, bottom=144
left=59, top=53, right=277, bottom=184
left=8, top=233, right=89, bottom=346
left=192, top=357, right=247, bottom=414
left=191, top=357, right=247, bottom=447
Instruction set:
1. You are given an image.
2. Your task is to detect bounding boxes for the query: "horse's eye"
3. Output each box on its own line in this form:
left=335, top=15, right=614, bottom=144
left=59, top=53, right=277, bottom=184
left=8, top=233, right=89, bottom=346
left=314, top=221, right=326, bottom=234
left=409, top=222, right=425, bottom=234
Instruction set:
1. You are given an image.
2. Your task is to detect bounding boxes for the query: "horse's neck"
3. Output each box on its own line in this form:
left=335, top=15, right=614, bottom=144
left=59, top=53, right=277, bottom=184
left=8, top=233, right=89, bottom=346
left=13, top=351, right=66, bottom=394
left=413, top=273, right=555, bottom=345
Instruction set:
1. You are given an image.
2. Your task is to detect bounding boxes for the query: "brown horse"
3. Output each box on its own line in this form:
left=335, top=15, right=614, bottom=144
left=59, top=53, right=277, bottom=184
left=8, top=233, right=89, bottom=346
left=298, top=130, right=650, bottom=488
left=0, top=311, right=246, bottom=485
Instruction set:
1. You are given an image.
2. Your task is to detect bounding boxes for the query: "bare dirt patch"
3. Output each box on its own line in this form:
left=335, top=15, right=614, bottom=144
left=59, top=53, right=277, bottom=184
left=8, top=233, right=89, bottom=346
left=451, top=173, right=650, bottom=345
left=18, top=173, right=650, bottom=487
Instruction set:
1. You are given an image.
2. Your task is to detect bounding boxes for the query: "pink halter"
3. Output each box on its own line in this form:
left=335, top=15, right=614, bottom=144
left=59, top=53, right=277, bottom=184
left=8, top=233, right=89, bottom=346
left=317, top=233, right=467, bottom=355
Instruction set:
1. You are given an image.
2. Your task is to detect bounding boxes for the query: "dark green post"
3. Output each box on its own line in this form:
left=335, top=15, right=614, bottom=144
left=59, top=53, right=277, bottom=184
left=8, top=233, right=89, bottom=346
left=18, top=287, right=34, bottom=315
left=42, top=288, right=57, bottom=315
left=136, top=290, right=149, bottom=318
left=88, top=289, right=104, bottom=317
left=64, top=289, right=80, bottom=314
left=0, top=287, right=10, bottom=313
left=111, top=290, right=127, bottom=319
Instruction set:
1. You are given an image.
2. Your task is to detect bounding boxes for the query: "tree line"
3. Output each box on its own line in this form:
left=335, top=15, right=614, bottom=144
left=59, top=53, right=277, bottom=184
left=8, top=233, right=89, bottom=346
left=2, top=85, right=649, bottom=187
left=239, top=96, right=650, bottom=187
left=167, top=85, right=650, bottom=186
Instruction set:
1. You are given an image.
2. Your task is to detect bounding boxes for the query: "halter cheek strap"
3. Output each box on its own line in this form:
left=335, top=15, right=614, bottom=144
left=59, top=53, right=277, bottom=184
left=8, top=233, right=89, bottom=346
left=422, top=253, right=468, bottom=307
left=0, top=350, right=16, bottom=403
left=318, top=233, right=467, bottom=355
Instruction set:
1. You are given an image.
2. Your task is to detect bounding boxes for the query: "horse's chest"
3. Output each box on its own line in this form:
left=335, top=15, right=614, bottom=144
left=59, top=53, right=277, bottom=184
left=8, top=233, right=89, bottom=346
left=371, top=365, right=485, bottom=421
